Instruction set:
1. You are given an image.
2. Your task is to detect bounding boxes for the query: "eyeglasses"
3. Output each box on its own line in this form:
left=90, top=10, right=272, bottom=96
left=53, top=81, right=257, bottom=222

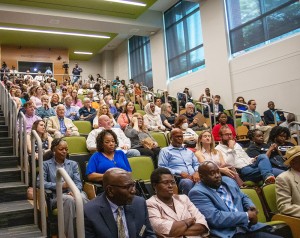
left=222, top=133, right=232, bottom=136
left=110, top=182, right=136, bottom=190
left=158, top=180, right=176, bottom=186
left=137, top=118, right=143, bottom=120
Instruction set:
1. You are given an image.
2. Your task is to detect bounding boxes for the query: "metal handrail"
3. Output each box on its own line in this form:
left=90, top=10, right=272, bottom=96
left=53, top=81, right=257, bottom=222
left=143, top=90, right=155, bottom=103
left=31, top=130, right=47, bottom=236
left=274, top=110, right=294, bottom=126
left=236, top=110, right=256, bottom=130
left=157, top=89, right=167, bottom=103
left=233, top=102, right=249, bottom=131
left=56, top=168, right=85, bottom=238
left=195, top=102, right=212, bottom=131
left=18, top=112, right=28, bottom=185
left=288, top=122, right=300, bottom=145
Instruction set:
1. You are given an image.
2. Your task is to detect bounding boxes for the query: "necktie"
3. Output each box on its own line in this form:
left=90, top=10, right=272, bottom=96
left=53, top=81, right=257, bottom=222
left=117, top=207, right=126, bottom=238
left=217, top=186, right=238, bottom=212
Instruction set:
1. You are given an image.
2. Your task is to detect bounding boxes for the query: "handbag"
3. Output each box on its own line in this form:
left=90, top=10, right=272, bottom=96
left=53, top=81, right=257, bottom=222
left=141, top=137, right=155, bottom=150
left=270, top=155, right=289, bottom=170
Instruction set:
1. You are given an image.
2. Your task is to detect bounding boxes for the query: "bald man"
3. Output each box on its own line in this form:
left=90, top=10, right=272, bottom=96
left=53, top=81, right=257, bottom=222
left=84, top=168, right=156, bottom=238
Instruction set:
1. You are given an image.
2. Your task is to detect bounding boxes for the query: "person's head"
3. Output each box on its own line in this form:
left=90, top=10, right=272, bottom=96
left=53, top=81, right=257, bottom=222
left=71, top=89, right=78, bottom=99
left=155, top=98, right=162, bottom=107
left=286, top=113, right=296, bottom=124
left=284, top=146, right=300, bottom=172
left=236, top=96, right=245, bottom=104
left=217, top=112, right=228, bottom=125
left=104, top=94, right=113, bottom=105
left=268, top=101, right=275, bottom=110
left=170, top=128, right=184, bottom=147
left=51, top=93, right=60, bottom=103
left=248, top=100, right=256, bottom=111
left=103, top=169, right=136, bottom=206
left=61, top=87, right=68, bottom=96
left=205, top=88, right=210, bottom=95
left=75, top=63, right=78, bottom=68
left=50, top=82, right=56, bottom=90
left=198, top=161, right=222, bottom=189
left=32, top=120, right=47, bottom=140
left=24, top=100, right=35, bottom=116
left=123, top=101, right=136, bottom=114
left=214, top=95, right=221, bottom=104
left=98, top=115, right=112, bottom=130
left=197, top=130, right=217, bottom=153
left=56, top=104, right=65, bottom=118
left=219, top=125, right=233, bottom=146
left=83, top=98, right=91, bottom=108
left=98, top=104, right=111, bottom=118
left=150, top=168, right=175, bottom=200
left=268, top=126, right=291, bottom=145
left=41, top=95, right=50, bottom=106
left=174, top=115, right=188, bottom=130
left=160, top=103, right=172, bottom=116
left=51, top=138, right=68, bottom=161
left=35, top=86, right=43, bottom=96
left=15, top=89, right=22, bottom=97
left=144, top=102, right=155, bottom=115
left=134, top=83, right=140, bottom=88
left=64, top=95, right=72, bottom=107
left=248, top=129, right=264, bottom=145
left=131, top=113, right=146, bottom=130
left=96, top=129, right=118, bottom=153
left=185, top=102, right=195, bottom=115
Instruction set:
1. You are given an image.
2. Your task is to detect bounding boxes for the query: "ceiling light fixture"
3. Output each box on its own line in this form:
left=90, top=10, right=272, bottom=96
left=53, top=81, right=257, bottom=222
left=74, top=51, right=93, bottom=55
left=0, top=26, right=110, bottom=39
left=104, top=0, right=146, bottom=7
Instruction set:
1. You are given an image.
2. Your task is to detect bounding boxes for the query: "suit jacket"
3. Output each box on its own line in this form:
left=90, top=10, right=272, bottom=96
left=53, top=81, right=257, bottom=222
left=84, top=193, right=156, bottom=238
left=263, top=109, right=286, bottom=125
left=146, top=194, right=208, bottom=238
left=204, top=103, right=224, bottom=118
left=276, top=168, right=300, bottom=218
left=189, top=176, right=266, bottom=238
left=47, top=116, right=79, bottom=136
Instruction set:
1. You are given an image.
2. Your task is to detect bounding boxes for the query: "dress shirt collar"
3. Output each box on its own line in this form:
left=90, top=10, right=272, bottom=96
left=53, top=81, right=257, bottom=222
left=169, top=144, right=186, bottom=151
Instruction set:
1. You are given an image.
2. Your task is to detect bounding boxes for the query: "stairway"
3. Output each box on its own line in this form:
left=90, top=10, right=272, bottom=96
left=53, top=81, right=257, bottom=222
left=0, top=107, right=45, bottom=237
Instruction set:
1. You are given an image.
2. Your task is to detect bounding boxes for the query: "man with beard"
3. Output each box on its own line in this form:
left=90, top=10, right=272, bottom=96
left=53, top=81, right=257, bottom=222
left=84, top=168, right=156, bottom=238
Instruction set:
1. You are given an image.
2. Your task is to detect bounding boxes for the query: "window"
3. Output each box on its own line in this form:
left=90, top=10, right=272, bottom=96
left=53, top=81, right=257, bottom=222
left=226, top=0, right=300, bottom=56
left=129, top=36, right=153, bottom=88
left=164, top=0, right=205, bottom=79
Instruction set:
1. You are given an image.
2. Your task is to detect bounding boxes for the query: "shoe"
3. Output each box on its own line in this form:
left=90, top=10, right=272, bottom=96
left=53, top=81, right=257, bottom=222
left=264, top=175, right=275, bottom=185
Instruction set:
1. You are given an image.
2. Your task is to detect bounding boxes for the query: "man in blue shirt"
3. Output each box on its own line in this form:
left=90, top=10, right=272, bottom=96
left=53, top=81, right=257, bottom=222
left=64, top=95, right=79, bottom=121
left=158, top=128, right=200, bottom=195
left=72, top=63, right=82, bottom=84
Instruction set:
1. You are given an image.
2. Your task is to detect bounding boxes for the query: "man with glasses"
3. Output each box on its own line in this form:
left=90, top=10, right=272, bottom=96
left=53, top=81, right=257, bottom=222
left=215, top=126, right=283, bottom=184
left=84, top=168, right=156, bottom=238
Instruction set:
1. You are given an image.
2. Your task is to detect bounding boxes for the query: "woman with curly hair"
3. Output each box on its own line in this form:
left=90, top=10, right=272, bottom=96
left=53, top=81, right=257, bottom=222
left=86, top=129, right=131, bottom=182
left=93, top=104, right=117, bottom=129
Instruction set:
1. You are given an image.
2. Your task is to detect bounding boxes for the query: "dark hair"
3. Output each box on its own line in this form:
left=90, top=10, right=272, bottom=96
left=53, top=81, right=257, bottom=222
left=217, top=112, right=227, bottom=122
left=96, top=129, right=119, bottom=152
left=123, top=101, right=136, bottom=114
left=50, top=138, right=66, bottom=152
left=218, top=125, right=230, bottom=137
left=214, top=95, right=221, bottom=99
left=174, top=115, right=188, bottom=128
left=268, top=126, right=291, bottom=143
left=150, top=167, right=172, bottom=187
left=235, top=96, right=245, bottom=103
left=247, top=99, right=255, bottom=105
left=247, top=129, right=261, bottom=141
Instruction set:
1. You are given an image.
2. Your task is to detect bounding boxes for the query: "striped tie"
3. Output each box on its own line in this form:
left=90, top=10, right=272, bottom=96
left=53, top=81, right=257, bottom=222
left=117, top=207, right=126, bottom=238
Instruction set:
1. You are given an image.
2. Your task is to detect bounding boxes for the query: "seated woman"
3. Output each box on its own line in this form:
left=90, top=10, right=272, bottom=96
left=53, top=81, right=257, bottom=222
left=92, top=104, right=117, bottom=129
left=125, top=113, right=160, bottom=166
left=212, top=112, right=236, bottom=142
left=160, top=103, right=177, bottom=131
left=143, top=102, right=166, bottom=132
left=146, top=167, right=209, bottom=238
left=37, top=138, right=88, bottom=238
left=50, top=93, right=61, bottom=109
left=268, top=126, right=294, bottom=157
left=134, top=83, right=144, bottom=110
left=27, top=120, right=53, bottom=159
left=234, top=96, right=247, bottom=118
left=174, top=115, right=198, bottom=150
left=71, top=89, right=83, bottom=108
left=196, top=130, right=242, bottom=185
left=117, top=101, right=136, bottom=130
left=86, top=129, right=131, bottom=182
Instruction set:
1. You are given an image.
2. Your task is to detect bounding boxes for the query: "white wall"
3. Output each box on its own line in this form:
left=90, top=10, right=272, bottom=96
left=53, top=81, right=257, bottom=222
left=113, top=41, right=130, bottom=83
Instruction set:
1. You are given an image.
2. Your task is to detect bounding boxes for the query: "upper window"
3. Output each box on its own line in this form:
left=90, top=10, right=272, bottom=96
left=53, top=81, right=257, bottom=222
left=129, top=36, right=153, bottom=88
left=164, top=1, right=205, bottom=79
left=226, top=0, right=300, bottom=56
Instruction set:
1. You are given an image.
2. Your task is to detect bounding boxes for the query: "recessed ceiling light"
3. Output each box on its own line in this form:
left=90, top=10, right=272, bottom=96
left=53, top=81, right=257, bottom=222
left=0, top=26, right=110, bottom=39
left=74, top=51, right=93, bottom=55
left=104, top=0, right=146, bottom=7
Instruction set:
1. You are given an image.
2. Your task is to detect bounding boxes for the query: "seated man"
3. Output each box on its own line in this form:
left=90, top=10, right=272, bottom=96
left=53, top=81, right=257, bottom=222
left=84, top=168, right=156, bottom=237
left=23, top=100, right=42, bottom=133
left=189, top=161, right=284, bottom=238
left=158, top=128, right=200, bottom=195
left=86, top=115, right=140, bottom=158
left=183, top=102, right=207, bottom=131
left=78, top=97, right=96, bottom=123
left=47, top=104, right=79, bottom=138
left=216, top=126, right=284, bottom=184
left=276, top=146, right=300, bottom=218
left=242, top=99, right=272, bottom=143
left=64, top=95, right=79, bottom=121
left=263, top=101, right=286, bottom=125
left=36, top=95, right=56, bottom=119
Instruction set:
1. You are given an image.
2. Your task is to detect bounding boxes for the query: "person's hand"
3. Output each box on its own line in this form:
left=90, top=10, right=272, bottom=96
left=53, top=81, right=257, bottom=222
left=192, top=118, right=198, bottom=124
left=131, top=117, right=137, bottom=124
left=269, top=143, right=277, bottom=151
left=192, top=172, right=200, bottom=183
left=67, top=192, right=74, bottom=197
left=62, top=182, right=69, bottom=189
left=181, top=172, right=192, bottom=180
left=228, top=140, right=236, bottom=149
left=247, top=207, right=258, bottom=225
left=258, top=121, right=264, bottom=126
left=184, top=217, right=196, bottom=227
left=220, top=167, right=236, bottom=178
left=65, top=128, right=72, bottom=136
left=71, top=112, right=77, bottom=116
left=121, top=145, right=129, bottom=150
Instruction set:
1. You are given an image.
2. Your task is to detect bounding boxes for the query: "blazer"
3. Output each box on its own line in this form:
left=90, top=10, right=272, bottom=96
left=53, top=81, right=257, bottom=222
left=263, top=109, right=286, bottom=125
left=276, top=168, right=300, bottom=218
left=146, top=194, right=208, bottom=238
left=47, top=116, right=79, bottom=136
left=84, top=193, right=156, bottom=238
left=189, top=176, right=266, bottom=238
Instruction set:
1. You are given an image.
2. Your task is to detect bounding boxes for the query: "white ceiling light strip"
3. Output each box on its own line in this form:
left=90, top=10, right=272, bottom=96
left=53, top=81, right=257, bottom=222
left=0, top=26, right=110, bottom=39
left=104, top=0, right=146, bottom=7
left=74, top=51, right=93, bottom=55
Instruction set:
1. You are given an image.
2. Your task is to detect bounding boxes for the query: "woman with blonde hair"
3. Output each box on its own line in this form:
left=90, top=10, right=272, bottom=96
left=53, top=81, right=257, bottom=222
left=160, top=103, right=177, bottom=130
left=92, top=104, right=117, bottom=129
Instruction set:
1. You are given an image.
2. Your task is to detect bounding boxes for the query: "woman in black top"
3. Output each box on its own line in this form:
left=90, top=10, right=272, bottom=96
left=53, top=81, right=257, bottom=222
left=160, top=103, right=177, bottom=130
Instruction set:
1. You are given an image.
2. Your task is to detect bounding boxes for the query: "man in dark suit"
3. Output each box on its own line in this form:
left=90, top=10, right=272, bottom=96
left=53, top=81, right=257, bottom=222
left=263, top=101, right=286, bottom=125
left=84, top=168, right=156, bottom=238
left=189, top=161, right=283, bottom=238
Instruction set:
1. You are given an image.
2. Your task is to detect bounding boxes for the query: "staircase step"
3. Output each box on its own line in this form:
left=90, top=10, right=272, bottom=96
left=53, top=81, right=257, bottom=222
left=0, top=125, right=8, bottom=131
left=0, top=224, right=45, bottom=237
left=0, top=116, right=5, bottom=121
left=0, top=121, right=5, bottom=125
left=0, top=131, right=9, bottom=137
left=0, top=146, right=13, bottom=156
left=0, top=155, right=19, bottom=168
left=0, top=167, right=21, bottom=183
left=0, top=200, right=34, bottom=228
left=0, top=182, right=28, bottom=203
left=0, top=137, right=13, bottom=146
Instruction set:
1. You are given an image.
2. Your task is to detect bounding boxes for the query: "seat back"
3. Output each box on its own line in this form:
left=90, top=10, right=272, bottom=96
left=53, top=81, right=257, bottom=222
left=262, top=184, right=278, bottom=214
left=236, top=125, right=249, bottom=141
left=150, top=132, right=169, bottom=148
left=128, top=156, right=154, bottom=182
left=63, top=136, right=90, bottom=155
left=236, top=118, right=242, bottom=127
left=73, top=121, right=92, bottom=135
left=241, top=188, right=267, bottom=223
left=134, top=104, right=141, bottom=111
left=136, top=109, right=145, bottom=116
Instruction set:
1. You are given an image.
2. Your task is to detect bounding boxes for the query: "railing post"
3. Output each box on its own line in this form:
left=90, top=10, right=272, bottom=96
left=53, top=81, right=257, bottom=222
left=233, top=102, right=249, bottom=131
left=195, top=102, right=212, bottom=131
left=274, top=110, right=294, bottom=126
left=288, top=122, right=300, bottom=145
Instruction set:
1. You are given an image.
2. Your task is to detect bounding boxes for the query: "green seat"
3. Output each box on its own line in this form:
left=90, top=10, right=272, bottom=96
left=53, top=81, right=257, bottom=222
left=243, top=180, right=263, bottom=187
left=224, top=109, right=233, bottom=117
left=73, top=120, right=92, bottom=136
left=134, top=104, right=141, bottom=111
left=262, top=184, right=278, bottom=214
left=63, top=136, right=89, bottom=155
left=150, top=132, right=169, bottom=148
left=236, top=118, right=242, bottom=127
left=77, top=94, right=85, bottom=101
left=128, top=156, right=154, bottom=183
left=136, top=109, right=145, bottom=116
